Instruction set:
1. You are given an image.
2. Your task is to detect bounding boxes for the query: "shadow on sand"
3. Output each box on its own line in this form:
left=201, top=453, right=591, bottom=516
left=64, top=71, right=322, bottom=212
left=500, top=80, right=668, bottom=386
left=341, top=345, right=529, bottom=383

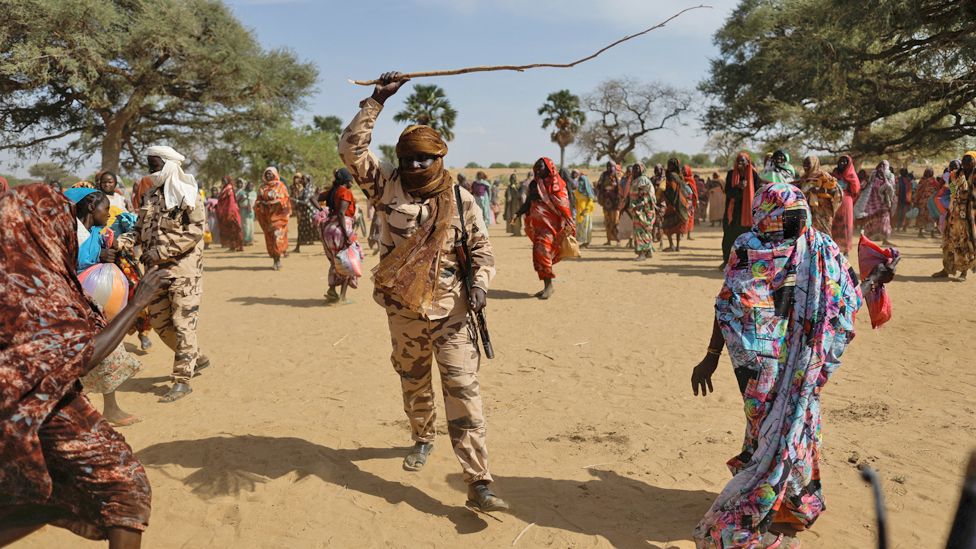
left=117, top=375, right=171, bottom=396
left=446, top=469, right=714, bottom=549
left=228, top=296, right=327, bottom=308
left=619, top=263, right=725, bottom=281
left=137, top=435, right=715, bottom=547
left=488, top=289, right=537, bottom=300
left=204, top=265, right=274, bottom=273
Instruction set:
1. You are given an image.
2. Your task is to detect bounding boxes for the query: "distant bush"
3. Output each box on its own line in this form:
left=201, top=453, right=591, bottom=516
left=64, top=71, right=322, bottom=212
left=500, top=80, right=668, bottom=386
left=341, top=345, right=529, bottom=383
left=465, top=162, right=481, bottom=169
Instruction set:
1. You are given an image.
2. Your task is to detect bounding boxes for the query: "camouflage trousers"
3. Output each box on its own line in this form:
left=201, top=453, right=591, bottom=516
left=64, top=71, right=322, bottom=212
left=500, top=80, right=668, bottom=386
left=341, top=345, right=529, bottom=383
left=386, top=307, right=491, bottom=484
left=147, top=277, right=202, bottom=383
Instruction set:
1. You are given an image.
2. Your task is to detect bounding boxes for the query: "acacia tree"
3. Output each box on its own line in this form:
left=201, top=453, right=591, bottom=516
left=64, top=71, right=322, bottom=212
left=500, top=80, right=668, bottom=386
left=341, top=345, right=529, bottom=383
left=0, top=0, right=316, bottom=173
left=28, top=162, right=75, bottom=184
left=705, top=131, right=746, bottom=167
left=538, top=90, right=586, bottom=169
left=311, top=115, right=343, bottom=141
left=393, top=84, right=457, bottom=141
left=701, top=0, right=976, bottom=159
left=576, top=78, right=692, bottom=165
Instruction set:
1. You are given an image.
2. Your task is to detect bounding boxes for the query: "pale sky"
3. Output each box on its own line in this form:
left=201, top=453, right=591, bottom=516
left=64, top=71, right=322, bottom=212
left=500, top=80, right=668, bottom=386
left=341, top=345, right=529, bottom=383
left=1, top=0, right=739, bottom=177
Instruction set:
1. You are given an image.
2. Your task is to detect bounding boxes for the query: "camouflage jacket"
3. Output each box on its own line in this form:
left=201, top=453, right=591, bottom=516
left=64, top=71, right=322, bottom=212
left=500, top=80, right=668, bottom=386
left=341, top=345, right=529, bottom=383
left=339, top=97, right=495, bottom=319
left=130, top=178, right=205, bottom=278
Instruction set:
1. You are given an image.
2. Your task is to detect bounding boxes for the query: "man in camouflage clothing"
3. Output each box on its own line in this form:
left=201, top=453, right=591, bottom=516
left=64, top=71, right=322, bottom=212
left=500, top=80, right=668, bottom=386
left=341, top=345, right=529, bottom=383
left=339, top=72, right=509, bottom=512
left=134, top=146, right=209, bottom=402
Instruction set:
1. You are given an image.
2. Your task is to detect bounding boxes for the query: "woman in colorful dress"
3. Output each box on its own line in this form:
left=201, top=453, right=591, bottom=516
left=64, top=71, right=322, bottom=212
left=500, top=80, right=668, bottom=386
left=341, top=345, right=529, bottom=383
left=63, top=187, right=143, bottom=427
left=237, top=180, right=257, bottom=246
left=662, top=158, right=692, bottom=252
left=216, top=176, right=244, bottom=252
left=797, top=155, right=842, bottom=235
left=854, top=160, right=896, bottom=245
left=762, top=149, right=797, bottom=184
left=596, top=161, right=625, bottom=246
left=690, top=182, right=893, bottom=548
left=0, top=183, right=170, bottom=548
left=517, top=157, right=576, bottom=300
left=254, top=166, right=292, bottom=271
left=722, top=153, right=762, bottom=267
left=932, top=151, right=976, bottom=280
left=204, top=185, right=220, bottom=247
left=830, top=155, right=861, bottom=254
left=627, top=163, right=657, bottom=261
left=912, top=167, right=942, bottom=237
left=503, top=173, right=525, bottom=237
left=571, top=169, right=596, bottom=247
left=94, top=171, right=153, bottom=351
left=684, top=165, right=700, bottom=241
left=472, top=171, right=494, bottom=226
left=292, top=174, right=321, bottom=253
left=318, top=168, right=361, bottom=303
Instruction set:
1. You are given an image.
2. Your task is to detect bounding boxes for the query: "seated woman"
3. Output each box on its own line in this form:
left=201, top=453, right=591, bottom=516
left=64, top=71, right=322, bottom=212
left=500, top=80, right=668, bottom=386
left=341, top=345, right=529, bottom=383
left=689, top=183, right=894, bottom=548
left=318, top=168, right=361, bottom=303
left=0, top=183, right=170, bottom=548
left=516, top=157, right=576, bottom=300
left=64, top=187, right=143, bottom=427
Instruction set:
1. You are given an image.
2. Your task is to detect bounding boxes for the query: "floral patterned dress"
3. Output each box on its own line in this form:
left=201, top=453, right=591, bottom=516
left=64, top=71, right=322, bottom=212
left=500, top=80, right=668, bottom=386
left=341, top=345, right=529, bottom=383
left=695, top=183, right=863, bottom=548
left=628, top=174, right=657, bottom=255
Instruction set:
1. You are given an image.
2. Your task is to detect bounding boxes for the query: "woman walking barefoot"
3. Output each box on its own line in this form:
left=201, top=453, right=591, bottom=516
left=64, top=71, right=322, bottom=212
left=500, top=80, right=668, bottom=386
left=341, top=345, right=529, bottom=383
left=661, top=158, right=692, bottom=252
left=1, top=183, right=171, bottom=549
left=319, top=168, right=361, bottom=303
left=517, top=157, right=576, bottom=300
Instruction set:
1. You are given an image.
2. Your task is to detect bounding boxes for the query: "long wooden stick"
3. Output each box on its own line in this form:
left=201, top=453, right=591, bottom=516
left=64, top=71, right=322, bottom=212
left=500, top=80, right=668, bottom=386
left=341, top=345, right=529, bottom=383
left=348, top=5, right=711, bottom=86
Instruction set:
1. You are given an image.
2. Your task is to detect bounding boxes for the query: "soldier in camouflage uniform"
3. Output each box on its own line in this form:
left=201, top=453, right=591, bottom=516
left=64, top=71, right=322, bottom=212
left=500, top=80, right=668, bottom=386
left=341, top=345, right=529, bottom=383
left=132, top=146, right=209, bottom=402
left=339, top=72, right=509, bottom=512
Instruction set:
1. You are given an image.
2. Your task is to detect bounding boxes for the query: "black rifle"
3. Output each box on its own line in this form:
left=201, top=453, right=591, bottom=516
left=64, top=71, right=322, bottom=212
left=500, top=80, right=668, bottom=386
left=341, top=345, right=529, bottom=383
left=453, top=185, right=494, bottom=359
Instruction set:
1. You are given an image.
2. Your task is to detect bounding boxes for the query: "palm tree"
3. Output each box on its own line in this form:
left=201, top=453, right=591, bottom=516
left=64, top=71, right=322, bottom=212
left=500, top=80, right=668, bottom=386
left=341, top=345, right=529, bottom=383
left=538, top=90, right=586, bottom=169
left=393, top=84, right=458, bottom=142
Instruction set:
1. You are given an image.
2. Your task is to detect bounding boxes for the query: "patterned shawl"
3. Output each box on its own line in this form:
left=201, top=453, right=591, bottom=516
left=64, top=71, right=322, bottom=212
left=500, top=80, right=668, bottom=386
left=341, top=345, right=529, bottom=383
left=533, top=157, right=576, bottom=229
left=729, top=152, right=756, bottom=227
left=855, top=160, right=895, bottom=219
left=696, top=183, right=862, bottom=547
left=0, top=184, right=104, bottom=504
left=833, top=155, right=861, bottom=199
left=373, top=125, right=455, bottom=314
left=217, top=179, right=242, bottom=226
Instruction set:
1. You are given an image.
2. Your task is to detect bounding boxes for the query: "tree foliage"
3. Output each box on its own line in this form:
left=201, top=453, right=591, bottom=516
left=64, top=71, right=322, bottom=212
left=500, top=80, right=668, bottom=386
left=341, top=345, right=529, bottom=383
left=198, top=122, right=341, bottom=184
left=311, top=115, right=343, bottom=141
left=0, top=0, right=317, bottom=172
left=700, top=0, right=976, bottom=159
left=577, top=78, right=692, bottom=165
left=644, top=151, right=690, bottom=167
left=538, top=90, right=586, bottom=169
left=240, top=123, right=341, bottom=184
left=28, top=162, right=75, bottom=184
left=393, top=84, right=457, bottom=141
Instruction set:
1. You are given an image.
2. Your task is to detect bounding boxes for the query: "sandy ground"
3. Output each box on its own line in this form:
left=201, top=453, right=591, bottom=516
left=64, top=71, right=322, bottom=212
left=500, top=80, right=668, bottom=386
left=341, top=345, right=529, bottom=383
left=24, top=212, right=975, bottom=549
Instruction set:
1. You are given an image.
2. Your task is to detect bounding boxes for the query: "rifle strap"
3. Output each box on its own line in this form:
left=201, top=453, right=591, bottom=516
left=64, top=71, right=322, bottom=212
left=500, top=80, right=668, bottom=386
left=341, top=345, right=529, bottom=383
left=453, top=184, right=468, bottom=243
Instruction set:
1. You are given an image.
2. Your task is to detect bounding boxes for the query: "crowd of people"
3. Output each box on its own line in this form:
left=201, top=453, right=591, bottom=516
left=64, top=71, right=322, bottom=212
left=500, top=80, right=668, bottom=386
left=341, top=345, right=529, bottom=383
left=1, top=63, right=974, bottom=549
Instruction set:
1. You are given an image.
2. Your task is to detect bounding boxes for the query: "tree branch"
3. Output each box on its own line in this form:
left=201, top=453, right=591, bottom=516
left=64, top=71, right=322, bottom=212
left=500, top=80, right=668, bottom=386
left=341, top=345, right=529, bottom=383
left=349, top=5, right=711, bottom=85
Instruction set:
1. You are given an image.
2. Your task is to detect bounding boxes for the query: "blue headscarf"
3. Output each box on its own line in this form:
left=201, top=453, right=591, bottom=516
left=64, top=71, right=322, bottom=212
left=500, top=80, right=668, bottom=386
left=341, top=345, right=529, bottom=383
left=63, top=187, right=99, bottom=204
left=63, top=187, right=107, bottom=272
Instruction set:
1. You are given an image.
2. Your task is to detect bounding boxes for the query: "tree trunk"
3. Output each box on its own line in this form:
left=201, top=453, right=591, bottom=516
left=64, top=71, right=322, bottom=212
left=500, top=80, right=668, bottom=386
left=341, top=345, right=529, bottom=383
left=101, top=114, right=125, bottom=173
left=559, top=146, right=565, bottom=170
